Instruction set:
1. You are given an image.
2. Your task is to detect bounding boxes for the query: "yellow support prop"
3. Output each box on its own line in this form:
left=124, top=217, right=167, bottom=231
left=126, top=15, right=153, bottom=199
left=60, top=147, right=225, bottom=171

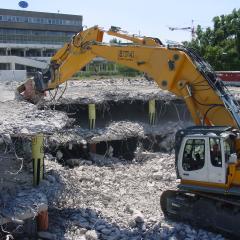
left=32, top=134, right=44, bottom=186
left=149, top=99, right=156, bottom=125
left=88, top=103, right=96, bottom=129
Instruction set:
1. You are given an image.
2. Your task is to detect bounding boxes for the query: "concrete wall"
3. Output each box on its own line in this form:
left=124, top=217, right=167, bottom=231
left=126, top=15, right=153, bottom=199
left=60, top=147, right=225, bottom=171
left=0, top=70, right=26, bottom=82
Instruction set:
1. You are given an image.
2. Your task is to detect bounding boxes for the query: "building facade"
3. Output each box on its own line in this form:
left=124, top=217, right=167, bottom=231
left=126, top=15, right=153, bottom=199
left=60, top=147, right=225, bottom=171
left=0, top=8, right=82, bottom=73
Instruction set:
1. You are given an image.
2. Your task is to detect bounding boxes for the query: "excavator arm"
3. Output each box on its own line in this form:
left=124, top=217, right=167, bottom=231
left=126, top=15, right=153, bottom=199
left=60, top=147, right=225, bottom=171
left=31, top=26, right=240, bottom=130
left=18, top=26, right=240, bottom=236
left=18, top=26, right=240, bottom=137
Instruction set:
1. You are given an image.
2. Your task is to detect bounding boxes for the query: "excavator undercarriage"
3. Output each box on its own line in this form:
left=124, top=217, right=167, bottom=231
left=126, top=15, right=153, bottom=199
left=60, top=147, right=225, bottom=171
left=161, top=189, right=240, bottom=237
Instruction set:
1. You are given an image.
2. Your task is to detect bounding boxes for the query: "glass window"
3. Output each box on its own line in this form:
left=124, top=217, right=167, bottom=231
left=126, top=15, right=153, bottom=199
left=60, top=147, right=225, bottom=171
left=183, top=139, right=205, bottom=171
left=210, top=138, right=222, bottom=167
left=224, top=138, right=235, bottom=162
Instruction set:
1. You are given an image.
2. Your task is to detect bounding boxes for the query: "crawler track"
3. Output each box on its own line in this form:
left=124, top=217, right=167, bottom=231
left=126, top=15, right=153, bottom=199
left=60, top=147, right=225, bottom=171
left=160, top=189, right=240, bottom=238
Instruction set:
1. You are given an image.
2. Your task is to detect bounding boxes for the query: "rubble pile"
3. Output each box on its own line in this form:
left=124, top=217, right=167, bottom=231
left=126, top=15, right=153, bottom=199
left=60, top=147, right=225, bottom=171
left=38, top=153, right=224, bottom=240
left=45, top=78, right=177, bottom=105
left=0, top=101, right=69, bottom=135
left=0, top=151, right=48, bottom=239
left=0, top=78, right=228, bottom=239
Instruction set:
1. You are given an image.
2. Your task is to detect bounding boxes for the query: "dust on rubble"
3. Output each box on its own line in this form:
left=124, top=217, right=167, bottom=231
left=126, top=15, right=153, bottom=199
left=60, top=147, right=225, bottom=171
left=0, top=77, right=226, bottom=239
left=39, top=152, right=224, bottom=240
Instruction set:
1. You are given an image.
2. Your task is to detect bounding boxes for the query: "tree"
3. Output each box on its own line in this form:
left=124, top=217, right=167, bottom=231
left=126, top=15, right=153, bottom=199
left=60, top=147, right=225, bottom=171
left=109, top=38, right=121, bottom=44
left=184, top=8, right=240, bottom=71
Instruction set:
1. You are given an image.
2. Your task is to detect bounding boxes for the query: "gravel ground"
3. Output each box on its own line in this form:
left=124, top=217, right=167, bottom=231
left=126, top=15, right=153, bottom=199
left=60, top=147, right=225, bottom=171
left=0, top=78, right=233, bottom=239
left=39, top=152, right=225, bottom=240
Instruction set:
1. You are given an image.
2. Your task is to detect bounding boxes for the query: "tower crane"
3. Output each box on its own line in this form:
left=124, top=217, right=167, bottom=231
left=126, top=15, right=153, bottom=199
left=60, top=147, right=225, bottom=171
left=168, top=20, right=196, bottom=40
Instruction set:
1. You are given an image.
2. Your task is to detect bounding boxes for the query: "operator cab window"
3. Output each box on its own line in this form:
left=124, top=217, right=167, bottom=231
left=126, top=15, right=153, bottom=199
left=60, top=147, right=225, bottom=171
left=182, top=139, right=205, bottom=171
left=209, top=138, right=222, bottom=167
left=224, top=138, right=235, bottom=162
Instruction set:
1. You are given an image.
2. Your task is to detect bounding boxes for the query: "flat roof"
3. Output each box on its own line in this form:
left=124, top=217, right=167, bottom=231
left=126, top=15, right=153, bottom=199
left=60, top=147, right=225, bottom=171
left=0, top=8, right=82, bottom=21
left=0, top=8, right=83, bottom=32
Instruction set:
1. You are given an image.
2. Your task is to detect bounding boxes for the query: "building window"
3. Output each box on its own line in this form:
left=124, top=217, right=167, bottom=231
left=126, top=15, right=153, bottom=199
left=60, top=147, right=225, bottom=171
left=0, top=14, right=81, bottom=26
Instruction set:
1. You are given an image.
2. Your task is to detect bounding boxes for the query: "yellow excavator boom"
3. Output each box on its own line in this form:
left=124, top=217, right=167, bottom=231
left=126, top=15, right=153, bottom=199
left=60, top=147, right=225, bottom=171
left=44, top=26, right=240, bottom=131
left=17, top=25, right=240, bottom=237
left=18, top=25, right=240, bottom=150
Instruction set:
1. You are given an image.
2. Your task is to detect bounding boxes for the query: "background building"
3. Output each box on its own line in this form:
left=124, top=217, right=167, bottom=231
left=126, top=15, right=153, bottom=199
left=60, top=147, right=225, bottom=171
left=0, top=8, right=82, bottom=81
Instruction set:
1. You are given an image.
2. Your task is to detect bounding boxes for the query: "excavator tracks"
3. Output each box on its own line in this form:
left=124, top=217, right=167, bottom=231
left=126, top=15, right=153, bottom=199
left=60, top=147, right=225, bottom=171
left=160, top=189, right=240, bottom=238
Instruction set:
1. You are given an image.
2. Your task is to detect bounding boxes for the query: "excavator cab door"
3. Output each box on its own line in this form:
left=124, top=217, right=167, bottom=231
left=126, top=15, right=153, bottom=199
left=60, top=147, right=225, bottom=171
left=207, top=137, right=226, bottom=184
left=178, top=136, right=227, bottom=184
left=178, top=137, right=208, bottom=182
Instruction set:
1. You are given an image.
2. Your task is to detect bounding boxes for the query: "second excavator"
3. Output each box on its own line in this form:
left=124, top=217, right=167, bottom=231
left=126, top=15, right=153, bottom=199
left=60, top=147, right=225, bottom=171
left=18, top=26, right=240, bottom=236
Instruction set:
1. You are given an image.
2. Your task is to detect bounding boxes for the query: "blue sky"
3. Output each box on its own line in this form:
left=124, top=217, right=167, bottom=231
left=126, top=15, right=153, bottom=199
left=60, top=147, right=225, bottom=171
left=2, top=0, right=240, bottom=43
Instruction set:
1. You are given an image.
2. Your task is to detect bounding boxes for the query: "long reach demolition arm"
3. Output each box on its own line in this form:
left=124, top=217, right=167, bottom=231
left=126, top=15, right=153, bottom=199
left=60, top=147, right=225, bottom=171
left=20, top=26, right=240, bottom=148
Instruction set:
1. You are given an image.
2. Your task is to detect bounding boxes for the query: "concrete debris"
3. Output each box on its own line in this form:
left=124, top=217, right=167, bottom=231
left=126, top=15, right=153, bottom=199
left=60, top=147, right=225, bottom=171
left=0, top=81, right=16, bottom=102
left=37, top=231, right=57, bottom=240
left=49, top=120, right=184, bottom=145
left=0, top=101, right=69, bottom=135
left=45, top=78, right=177, bottom=104
left=40, top=153, right=224, bottom=240
left=0, top=188, right=47, bottom=225
left=132, top=210, right=145, bottom=223
left=0, top=78, right=228, bottom=239
left=85, top=230, right=98, bottom=240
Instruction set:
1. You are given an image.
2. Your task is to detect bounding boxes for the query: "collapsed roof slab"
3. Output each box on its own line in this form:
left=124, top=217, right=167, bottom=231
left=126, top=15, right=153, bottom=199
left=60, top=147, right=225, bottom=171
left=0, top=100, right=70, bottom=135
left=45, top=78, right=178, bottom=105
left=49, top=120, right=186, bottom=145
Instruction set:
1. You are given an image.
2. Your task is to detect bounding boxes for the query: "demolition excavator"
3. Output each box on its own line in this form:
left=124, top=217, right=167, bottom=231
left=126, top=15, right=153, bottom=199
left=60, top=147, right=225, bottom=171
left=18, top=26, right=240, bottom=236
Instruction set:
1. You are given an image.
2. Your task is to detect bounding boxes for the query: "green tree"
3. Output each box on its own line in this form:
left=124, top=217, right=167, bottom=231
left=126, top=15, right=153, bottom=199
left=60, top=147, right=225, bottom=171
left=109, top=38, right=121, bottom=44
left=184, top=8, right=240, bottom=71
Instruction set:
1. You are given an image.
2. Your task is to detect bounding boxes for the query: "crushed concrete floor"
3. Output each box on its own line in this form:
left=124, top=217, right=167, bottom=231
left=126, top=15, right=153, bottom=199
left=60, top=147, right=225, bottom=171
left=0, top=77, right=236, bottom=239
left=44, top=77, right=177, bottom=105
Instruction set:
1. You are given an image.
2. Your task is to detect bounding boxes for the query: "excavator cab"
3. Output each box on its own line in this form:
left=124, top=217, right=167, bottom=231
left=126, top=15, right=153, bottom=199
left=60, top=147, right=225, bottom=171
left=175, top=126, right=238, bottom=188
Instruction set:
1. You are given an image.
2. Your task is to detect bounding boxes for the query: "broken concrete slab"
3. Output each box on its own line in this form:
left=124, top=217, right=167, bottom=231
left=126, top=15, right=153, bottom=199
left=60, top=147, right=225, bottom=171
left=0, top=77, right=230, bottom=239
left=48, top=120, right=185, bottom=144
left=0, top=188, right=47, bottom=225
left=0, top=100, right=69, bottom=135
left=45, top=78, right=178, bottom=105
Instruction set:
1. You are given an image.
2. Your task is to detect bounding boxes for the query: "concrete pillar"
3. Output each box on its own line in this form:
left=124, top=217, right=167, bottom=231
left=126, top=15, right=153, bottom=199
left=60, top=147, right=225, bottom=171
left=149, top=99, right=156, bottom=125
left=10, top=61, right=15, bottom=70
left=25, top=48, right=29, bottom=57
left=32, top=134, right=44, bottom=186
left=88, top=104, right=96, bottom=129
left=6, top=48, right=11, bottom=56
left=31, top=133, right=48, bottom=230
left=41, top=48, right=46, bottom=57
